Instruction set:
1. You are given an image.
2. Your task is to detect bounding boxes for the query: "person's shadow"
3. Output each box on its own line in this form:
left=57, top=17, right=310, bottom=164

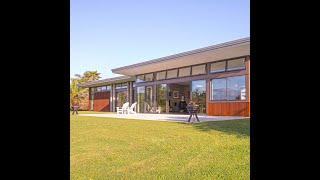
left=191, top=119, right=250, bottom=137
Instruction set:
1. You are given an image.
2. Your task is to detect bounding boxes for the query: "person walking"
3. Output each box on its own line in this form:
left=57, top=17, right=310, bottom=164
left=72, top=100, right=79, bottom=115
left=186, top=101, right=200, bottom=123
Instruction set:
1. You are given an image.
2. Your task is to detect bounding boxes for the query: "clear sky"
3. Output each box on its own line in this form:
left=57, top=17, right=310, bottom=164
left=71, top=0, right=250, bottom=79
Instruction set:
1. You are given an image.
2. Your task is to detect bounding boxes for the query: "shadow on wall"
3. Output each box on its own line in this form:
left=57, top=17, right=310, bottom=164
left=191, top=119, right=250, bottom=137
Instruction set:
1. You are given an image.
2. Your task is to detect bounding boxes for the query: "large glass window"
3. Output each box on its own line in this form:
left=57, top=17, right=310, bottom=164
left=116, top=91, right=128, bottom=107
left=227, top=76, right=246, bottom=100
left=192, top=64, right=206, bottom=75
left=145, top=86, right=153, bottom=112
left=156, top=71, right=166, bottom=80
left=106, top=85, right=111, bottom=91
left=227, top=58, right=246, bottom=71
left=101, top=86, right=107, bottom=92
left=178, top=67, right=191, bottom=77
left=156, top=84, right=167, bottom=113
left=191, top=80, right=206, bottom=113
left=145, top=73, right=154, bottom=82
left=116, top=83, right=127, bottom=89
left=211, top=78, right=227, bottom=100
left=96, top=87, right=102, bottom=92
left=137, top=86, right=145, bottom=113
left=210, top=61, right=226, bottom=73
left=122, top=83, right=128, bottom=89
left=166, top=69, right=178, bottom=79
left=211, top=75, right=246, bottom=101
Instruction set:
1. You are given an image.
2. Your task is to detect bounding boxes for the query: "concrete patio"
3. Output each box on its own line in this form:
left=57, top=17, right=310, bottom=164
left=79, top=113, right=249, bottom=123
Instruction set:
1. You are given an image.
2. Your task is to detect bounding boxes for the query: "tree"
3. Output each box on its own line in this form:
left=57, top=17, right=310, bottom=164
left=70, top=71, right=102, bottom=110
left=81, top=71, right=101, bottom=82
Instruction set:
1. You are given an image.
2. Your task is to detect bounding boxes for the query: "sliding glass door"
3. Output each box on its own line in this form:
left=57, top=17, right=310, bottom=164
left=191, top=80, right=206, bottom=114
left=136, top=86, right=153, bottom=113
left=156, top=84, right=167, bottom=113
left=137, top=86, right=145, bottom=113
left=115, top=91, right=128, bottom=107
left=145, top=86, right=153, bottom=112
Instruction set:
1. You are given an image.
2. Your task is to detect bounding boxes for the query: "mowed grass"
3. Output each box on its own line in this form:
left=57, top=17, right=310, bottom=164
left=71, top=112, right=250, bottom=179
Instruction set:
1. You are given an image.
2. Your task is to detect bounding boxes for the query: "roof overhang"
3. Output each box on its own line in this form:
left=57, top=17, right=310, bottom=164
left=78, top=76, right=134, bottom=88
left=112, top=37, right=250, bottom=76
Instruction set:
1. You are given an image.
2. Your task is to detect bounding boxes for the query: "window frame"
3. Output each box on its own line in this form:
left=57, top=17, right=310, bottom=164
left=209, top=60, right=227, bottom=74
left=166, top=68, right=178, bottom=79
left=136, top=74, right=145, bottom=83
left=156, top=70, right=167, bottom=80
left=210, top=75, right=247, bottom=101
left=144, top=73, right=154, bottom=82
left=178, top=66, right=191, bottom=77
left=226, top=58, right=246, bottom=71
left=191, top=64, right=207, bottom=76
left=115, top=83, right=128, bottom=90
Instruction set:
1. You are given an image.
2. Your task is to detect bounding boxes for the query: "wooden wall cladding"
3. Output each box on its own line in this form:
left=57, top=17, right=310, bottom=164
left=91, top=92, right=110, bottom=112
left=207, top=102, right=250, bottom=116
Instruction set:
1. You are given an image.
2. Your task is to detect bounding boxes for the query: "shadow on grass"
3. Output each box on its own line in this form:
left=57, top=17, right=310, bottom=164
left=190, top=119, right=250, bottom=137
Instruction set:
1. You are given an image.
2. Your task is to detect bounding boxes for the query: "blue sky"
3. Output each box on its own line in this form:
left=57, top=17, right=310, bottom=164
left=71, top=0, right=250, bottom=79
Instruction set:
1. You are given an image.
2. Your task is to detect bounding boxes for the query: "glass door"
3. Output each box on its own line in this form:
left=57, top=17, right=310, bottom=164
left=145, top=86, right=153, bottom=112
left=191, top=80, right=206, bottom=114
left=156, top=84, right=167, bottom=113
left=115, top=91, right=128, bottom=107
left=137, top=86, right=145, bottom=113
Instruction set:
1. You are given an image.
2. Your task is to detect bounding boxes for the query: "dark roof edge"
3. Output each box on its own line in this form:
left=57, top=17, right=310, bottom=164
left=78, top=76, right=134, bottom=88
left=111, top=37, right=250, bottom=73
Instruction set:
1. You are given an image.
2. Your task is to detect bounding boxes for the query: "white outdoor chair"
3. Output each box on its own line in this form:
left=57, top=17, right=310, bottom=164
left=127, top=102, right=137, bottom=114
left=116, top=102, right=129, bottom=114
left=155, top=107, right=161, bottom=114
left=149, top=106, right=161, bottom=114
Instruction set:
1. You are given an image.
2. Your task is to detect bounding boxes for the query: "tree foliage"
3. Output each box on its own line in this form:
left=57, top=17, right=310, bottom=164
left=70, top=71, right=101, bottom=109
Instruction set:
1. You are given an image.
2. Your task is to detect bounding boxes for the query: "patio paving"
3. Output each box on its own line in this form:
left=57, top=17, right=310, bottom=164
left=79, top=113, right=248, bottom=123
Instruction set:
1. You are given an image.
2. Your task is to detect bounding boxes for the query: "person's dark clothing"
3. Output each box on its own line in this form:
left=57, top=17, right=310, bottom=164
left=186, top=104, right=200, bottom=122
left=72, top=106, right=79, bottom=115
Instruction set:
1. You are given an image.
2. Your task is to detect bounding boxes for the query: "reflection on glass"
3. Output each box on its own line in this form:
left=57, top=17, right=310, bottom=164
left=178, top=67, right=191, bottom=77
left=210, top=61, right=226, bottom=73
left=145, top=73, right=154, bottom=82
left=145, top=86, right=153, bottom=112
left=192, top=80, right=206, bottom=113
left=136, top=75, right=145, bottom=83
left=211, top=78, right=227, bottom=100
left=166, top=69, right=178, bottom=79
left=211, top=75, right=246, bottom=101
left=192, top=64, right=206, bottom=75
left=157, top=84, right=167, bottom=113
left=227, top=76, right=246, bottom=100
left=227, top=58, right=245, bottom=71
left=156, top=71, right=166, bottom=80
left=116, top=91, right=128, bottom=107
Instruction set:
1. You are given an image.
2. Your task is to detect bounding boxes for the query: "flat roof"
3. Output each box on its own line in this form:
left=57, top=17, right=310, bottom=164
left=112, top=37, right=250, bottom=76
left=78, top=76, right=134, bottom=88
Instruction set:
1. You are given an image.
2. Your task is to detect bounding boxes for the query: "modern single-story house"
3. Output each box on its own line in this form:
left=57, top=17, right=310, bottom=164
left=78, top=37, right=250, bottom=116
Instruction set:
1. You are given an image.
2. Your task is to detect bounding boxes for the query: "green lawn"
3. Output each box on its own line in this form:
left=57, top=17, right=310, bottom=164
left=71, top=112, right=250, bottom=179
